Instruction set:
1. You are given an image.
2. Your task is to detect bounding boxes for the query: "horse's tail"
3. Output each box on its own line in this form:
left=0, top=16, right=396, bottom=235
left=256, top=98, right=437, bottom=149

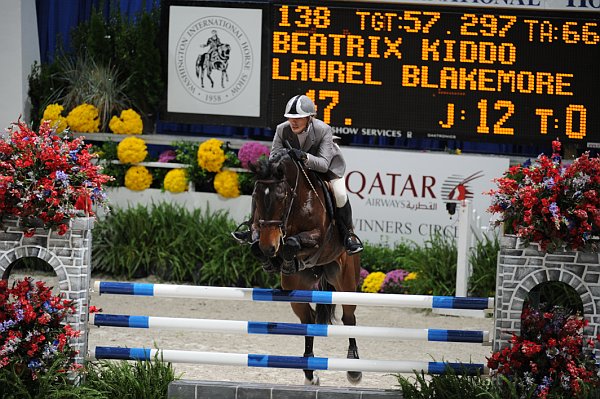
left=315, top=274, right=336, bottom=325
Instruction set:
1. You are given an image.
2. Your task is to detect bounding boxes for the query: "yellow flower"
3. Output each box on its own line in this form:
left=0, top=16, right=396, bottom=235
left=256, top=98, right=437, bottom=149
left=41, top=103, right=67, bottom=133
left=197, top=138, right=225, bottom=172
left=214, top=170, right=240, bottom=198
left=117, top=136, right=147, bottom=164
left=164, top=168, right=189, bottom=193
left=109, top=109, right=143, bottom=134
left=124, top=166, right=152, bottom=191
left=361, top=271, right=386, bottom=293
left=404, top=272, right=418, bottom=281
left=66, top=103, right=100, bottom=133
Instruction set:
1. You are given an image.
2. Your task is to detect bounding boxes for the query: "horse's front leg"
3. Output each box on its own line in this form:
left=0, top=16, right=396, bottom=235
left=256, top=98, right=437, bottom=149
left=289, top=302, right=319, bottom=385
left=280, top=229, right=321, bottom=275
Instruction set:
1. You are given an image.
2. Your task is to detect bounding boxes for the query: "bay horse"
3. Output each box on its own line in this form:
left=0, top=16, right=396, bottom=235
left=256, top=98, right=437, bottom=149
left=248, top=149, right=362, bottom=386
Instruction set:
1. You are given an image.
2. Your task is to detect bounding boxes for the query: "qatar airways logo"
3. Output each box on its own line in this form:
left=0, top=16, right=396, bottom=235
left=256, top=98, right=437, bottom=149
left=441, top=171, right=484, bottom=202
left=345, top=171, right=437, bottom=200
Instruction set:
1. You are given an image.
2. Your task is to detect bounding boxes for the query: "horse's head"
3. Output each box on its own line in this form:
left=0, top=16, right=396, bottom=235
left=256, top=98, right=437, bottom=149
left=249, top=150, right=297, bottom=258
left=219, top=44, right=231, bottom=59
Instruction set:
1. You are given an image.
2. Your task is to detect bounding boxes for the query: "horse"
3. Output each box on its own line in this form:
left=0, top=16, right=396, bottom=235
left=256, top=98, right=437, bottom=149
left=248, top=149, right=362, bottom=386
left=195, top=43, right=230, bottom=88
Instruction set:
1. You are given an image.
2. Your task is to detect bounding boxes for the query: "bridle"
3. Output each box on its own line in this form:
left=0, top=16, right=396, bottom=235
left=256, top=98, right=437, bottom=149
left=256, top=167, right=299, bottom=242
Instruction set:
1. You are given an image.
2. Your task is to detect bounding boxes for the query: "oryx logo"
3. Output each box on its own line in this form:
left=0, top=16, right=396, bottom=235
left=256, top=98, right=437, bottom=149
left=175, top=16, right=253, bottom=105
left=441, top=171, right=484, bottom=202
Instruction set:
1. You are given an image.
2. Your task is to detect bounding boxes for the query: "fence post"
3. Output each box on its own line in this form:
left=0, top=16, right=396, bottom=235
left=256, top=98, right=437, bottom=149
left=455, top=200, right=471, bottom=297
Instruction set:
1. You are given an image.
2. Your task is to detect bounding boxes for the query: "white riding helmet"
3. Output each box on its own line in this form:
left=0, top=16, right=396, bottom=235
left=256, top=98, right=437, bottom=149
left=284, top=95, right=315, bottom=118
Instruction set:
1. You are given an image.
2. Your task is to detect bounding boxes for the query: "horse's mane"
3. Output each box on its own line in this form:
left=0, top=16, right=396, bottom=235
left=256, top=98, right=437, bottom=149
left=250, top=149, right=290, bottom=180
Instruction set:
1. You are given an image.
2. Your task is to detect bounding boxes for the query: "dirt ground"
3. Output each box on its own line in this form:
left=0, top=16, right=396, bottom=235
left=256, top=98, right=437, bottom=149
left=14, top=272, right=494, bottom=390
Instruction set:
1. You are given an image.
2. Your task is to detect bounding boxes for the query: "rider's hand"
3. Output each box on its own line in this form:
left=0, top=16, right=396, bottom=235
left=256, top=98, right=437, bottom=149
left=289, top=148, right=307, bottom=163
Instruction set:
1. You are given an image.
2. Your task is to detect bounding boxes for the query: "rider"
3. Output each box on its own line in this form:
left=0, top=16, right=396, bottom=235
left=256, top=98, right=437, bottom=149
left=201, top=30, right=221, bottom=53
left=233, top=95, right=363, bottom=255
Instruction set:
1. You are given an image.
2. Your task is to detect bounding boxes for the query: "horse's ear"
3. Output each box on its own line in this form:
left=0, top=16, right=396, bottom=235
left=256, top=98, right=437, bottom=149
left=274, top=162, right=286, bottom=179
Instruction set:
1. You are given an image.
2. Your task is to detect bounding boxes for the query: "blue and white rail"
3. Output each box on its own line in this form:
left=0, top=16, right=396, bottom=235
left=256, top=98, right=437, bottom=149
left=94, top=281, right=494, bottom=310
left=90, top=313, right=490, bottom=344
left=91, top=346, right=487, bottom=376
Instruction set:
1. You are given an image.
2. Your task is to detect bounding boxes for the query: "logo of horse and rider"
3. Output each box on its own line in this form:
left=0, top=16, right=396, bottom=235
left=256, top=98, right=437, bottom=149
left=196, top=29, right=230, bottom=89
left=175, top=17, right=253, bottom=105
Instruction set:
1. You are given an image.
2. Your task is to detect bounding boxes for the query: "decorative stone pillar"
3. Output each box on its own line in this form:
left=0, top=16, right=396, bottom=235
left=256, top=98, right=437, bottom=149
left=494, top=235, right=600, bottom=353
left=0, top=217, right=94, bottom=366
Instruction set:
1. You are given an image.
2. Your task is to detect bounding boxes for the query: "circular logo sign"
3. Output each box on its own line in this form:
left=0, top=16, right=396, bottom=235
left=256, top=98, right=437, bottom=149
left=175, top=16, right=254, bottom=105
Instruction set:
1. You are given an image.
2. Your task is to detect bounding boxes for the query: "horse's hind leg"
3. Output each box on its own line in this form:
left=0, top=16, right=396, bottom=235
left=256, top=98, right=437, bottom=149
left=342, top=304, right=362, bottom=385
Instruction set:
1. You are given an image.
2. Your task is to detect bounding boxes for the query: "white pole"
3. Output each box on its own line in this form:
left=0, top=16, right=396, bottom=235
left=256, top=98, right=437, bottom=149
left=455, top=200, right=471, bottom=297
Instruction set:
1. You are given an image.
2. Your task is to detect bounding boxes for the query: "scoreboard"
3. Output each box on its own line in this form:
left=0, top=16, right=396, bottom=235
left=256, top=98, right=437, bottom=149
left=164, top=0, right=599, bottom=147
left=270, top=3, right=599, bottom=145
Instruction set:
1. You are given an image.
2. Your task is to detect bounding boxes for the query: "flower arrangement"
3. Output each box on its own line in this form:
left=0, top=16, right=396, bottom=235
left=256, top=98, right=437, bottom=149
left=0, top=120, right=111, bottom=235
left=117, top=136, right=147, bottom=164
left=65, top=103, right=100, bottom=133
left=361, top=271, right=386, bottom=293
left=214, top=170, right=240, bottom=198
left=163, top=169, right=188, bottom=193
left=124, top=165, right=153, bottom=191
left=197, top=138, right=226, bottom=173
left=40, top=104, right=67, bottom=133
left=488, top=139, right=600, bottom=251
left=487, top=303, right=600, bottom=398
left=237, top=142, right=270, bottom=169
left=0, top=277, right=81, bottom=382
left=109, top=109, right=143, bottom=134
left=381, top=269, right=410, bottom=294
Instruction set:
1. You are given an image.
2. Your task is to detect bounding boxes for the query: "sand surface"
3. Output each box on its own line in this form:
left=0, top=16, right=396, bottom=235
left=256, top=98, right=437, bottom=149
left=13, top=272, right=494, bottom=389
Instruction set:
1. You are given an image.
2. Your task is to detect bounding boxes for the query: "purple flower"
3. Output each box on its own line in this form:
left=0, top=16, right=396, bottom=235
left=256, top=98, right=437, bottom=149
left=381, top=269, right=409, bottom=294
left=158, top=150, right=177, bottom=163
left=238, top=142, right=270, bottom=169
left=358, top=267, right=369, bottom=287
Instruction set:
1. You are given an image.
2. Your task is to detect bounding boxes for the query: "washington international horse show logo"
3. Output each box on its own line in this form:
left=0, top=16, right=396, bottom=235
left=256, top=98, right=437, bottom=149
left=175, top=16, right=254, bottom=105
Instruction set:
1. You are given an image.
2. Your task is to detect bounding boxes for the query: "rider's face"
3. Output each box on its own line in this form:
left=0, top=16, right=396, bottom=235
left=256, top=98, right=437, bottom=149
left=287, top=117, right=310, bottom=134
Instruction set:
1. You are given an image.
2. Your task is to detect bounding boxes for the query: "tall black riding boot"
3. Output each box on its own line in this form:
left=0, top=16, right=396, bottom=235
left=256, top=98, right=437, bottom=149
left=336, top=201, right=364, bottom=255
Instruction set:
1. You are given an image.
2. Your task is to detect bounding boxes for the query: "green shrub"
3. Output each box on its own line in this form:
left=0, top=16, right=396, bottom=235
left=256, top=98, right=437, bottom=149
left=401, top=233, right=458, bottom=296
left=92, top=202, right=278, bottom=288
left=0, top=356, right=104, bottom=399
left=360, top=241, right=415, bottom=273
left=85, top=355, right=177, bottom=399
left=396, top=369, right=500, bottom=399
left=468, top=234, right=500, bottom=297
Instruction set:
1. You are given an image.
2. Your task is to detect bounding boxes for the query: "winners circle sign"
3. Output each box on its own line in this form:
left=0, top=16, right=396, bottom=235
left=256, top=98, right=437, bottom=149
left=168, top=6, right=262, bottom=117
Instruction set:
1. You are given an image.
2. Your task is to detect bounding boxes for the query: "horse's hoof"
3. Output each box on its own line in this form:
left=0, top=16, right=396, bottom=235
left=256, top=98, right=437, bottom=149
left=347, top=371, right=362, bottom=385
left=304, top=374, right=320, bottom=386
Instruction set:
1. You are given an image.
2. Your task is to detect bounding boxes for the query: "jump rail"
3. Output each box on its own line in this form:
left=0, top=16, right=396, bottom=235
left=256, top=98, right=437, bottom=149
left=91, top=346, right=488, bottom=376
left=94, top=281, right=494, bottom=310
left=90, top=313, right=491, bottom=344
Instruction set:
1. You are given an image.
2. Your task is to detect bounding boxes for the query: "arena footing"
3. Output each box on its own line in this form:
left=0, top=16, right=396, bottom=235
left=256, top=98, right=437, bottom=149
left=168, top=380, right=403, bottom=398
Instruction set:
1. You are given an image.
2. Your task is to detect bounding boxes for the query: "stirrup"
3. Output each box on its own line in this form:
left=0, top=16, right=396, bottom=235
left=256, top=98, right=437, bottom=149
left=345, top=233, right=364, bottom=255
left=231, top=221, right=252, bottom=244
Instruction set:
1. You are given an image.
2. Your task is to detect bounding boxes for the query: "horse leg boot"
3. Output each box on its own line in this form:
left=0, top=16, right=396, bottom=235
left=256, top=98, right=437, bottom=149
left=335, top=200, right=364, bottom=255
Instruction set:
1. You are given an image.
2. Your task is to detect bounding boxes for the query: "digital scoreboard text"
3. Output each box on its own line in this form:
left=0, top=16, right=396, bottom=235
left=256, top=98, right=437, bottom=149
left=269, top=3, right=599, bottom=144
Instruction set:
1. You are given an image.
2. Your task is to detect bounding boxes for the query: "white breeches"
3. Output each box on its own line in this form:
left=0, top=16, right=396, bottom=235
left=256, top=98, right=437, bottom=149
left=331, top=177, right=347, bottom=207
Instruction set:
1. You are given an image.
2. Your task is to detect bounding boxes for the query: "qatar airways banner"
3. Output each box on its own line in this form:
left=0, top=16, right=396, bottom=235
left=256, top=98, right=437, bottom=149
left=343, top=148, right=510, bottom=246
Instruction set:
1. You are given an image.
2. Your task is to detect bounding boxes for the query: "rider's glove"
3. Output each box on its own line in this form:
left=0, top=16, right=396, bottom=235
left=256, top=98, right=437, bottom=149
left=289, top=148, right=307, bottom=163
